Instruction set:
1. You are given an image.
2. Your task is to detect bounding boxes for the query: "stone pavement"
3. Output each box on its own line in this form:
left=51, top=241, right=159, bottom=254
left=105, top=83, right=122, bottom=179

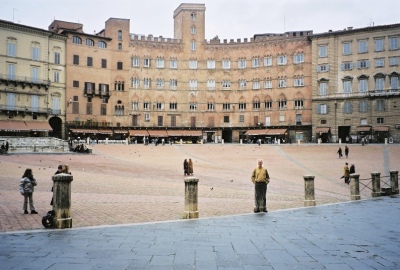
left=0, top=196, right=399, bottom=270
left=0, top=143, right=399, bottom=232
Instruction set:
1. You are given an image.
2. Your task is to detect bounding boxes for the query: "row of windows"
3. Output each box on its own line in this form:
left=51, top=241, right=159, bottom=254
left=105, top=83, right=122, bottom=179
left=7, top=40, right=62, bottom=64
left=72, top=36, right=107, bottom=48
left=131, top=54, right=305, bottom=69
left=130, top=77, right=305, bottom=90
left=319, top=36, right=399, bottom=57
left=340, top=57, right=399, bottom=70
left=129, top=100, right=302, bottom=111
left=318, top=74, right=399, bottom=94
left=72, top=55, right=108, bottom=68
left=317, top=99, right=387, bottom=114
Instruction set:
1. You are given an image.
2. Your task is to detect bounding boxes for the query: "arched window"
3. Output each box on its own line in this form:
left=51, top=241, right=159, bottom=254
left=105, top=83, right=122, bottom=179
left=72, top=36, right=82, bottom=44
left=118, top=43, right=122, bottom=50
left=86, top=39, right=94, bottom=46
left=98, top=41, right=107, bottom=48
left=118, top=30, right=122, bottom=40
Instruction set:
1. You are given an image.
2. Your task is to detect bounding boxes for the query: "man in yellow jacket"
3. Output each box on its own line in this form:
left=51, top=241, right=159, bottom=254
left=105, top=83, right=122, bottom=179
left=251, top=159, right=270, bottom=213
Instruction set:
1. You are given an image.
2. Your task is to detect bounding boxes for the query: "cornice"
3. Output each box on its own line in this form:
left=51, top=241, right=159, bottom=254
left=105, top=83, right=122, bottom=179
left=0, top=20, right=65, bottom=40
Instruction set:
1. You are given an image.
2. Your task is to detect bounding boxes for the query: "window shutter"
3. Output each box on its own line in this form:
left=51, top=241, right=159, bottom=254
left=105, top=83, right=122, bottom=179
left=326, top=65, right=330, bottom=71
left=350, top=63, right=354, bottom=69
left=317, top=104, right=321, bottom=114
left=357, top=61, right=361, bottom=69
left=341, top=63, right=344, bottom=70
left=317, top=66, right=321, bottom=72
left=366, top=60, right=370, bottom=68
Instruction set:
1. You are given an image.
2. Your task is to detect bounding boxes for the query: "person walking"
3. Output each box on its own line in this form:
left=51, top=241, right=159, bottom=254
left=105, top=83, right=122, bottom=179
left=251, top=159, right=270, bottom=213
left=183, top=159, right=189, bottom=176
left=19, top=168, right=38, bottom=214
left=337, top=147, right=343, bottom=158
left=188, top=159, right=194, bottom=175
left=345, top=146, right=349, bottom=158
left=344, top=162, right=350, bottom=184
left=349, top=164, right=355, bottom=175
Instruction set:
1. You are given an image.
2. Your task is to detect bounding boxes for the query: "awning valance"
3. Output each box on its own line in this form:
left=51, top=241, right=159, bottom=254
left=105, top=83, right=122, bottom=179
left=167, top=130, right=202, bottom=136
left=373, top=126, right=389, bottom=132
left=24, top=121, right=52, bottom=131
left=266, top=129, right=287, bottom=135
left=147, top=130, right=169, bottom=137
left=0, top=121, right=30, bottom=131
left=98, top=129, right=113, bottom=135
left=245, top=129, right=268, bottom=136
left=129, top=130, right=149, bottom=136
left=70, top=129, right=99, bottom=134
left=356, top=126, right=371, bottom=132
left=114, top=130, right=128, bottom=134
left=315, top=127, right=331, bottom=133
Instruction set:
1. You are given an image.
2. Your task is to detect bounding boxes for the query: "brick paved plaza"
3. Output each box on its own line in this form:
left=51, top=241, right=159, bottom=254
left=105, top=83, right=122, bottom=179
left=0, top=143, right=399, bottom=232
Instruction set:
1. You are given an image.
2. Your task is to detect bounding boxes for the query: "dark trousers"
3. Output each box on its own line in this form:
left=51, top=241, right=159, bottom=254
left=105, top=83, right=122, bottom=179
left=254, top=182, right=267, bottom=211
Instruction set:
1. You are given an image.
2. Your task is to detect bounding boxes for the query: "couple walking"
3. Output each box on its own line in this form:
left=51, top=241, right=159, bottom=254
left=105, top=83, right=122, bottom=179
left=183, top=159, right=193, bottom=176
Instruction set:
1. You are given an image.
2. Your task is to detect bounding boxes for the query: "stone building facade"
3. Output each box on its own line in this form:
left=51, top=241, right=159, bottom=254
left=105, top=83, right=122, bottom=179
left=311, top=24, right=400, bottom=143
left=0, top=20, right=66, bottom=138
left=50, top=3, right=313, bottom=143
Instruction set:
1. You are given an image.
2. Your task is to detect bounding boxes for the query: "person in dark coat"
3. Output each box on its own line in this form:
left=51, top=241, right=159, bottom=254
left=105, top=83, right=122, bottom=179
left=188, top=159, right=193, bottom=175
left=349, top=164, right=355, bottom=174
left=337, top=147, right=343, bottom=158
left=344, top=146, right=349, bottom=158
left=183, top=159, right=189, bottom=176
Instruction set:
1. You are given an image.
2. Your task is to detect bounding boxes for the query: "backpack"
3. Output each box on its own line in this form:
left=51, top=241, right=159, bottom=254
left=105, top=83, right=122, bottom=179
left=42, top=210, right=55, bottom=228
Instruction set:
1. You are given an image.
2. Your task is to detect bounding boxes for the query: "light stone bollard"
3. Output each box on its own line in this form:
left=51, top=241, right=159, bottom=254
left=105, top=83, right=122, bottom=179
left=222, top=139, right=224, bottom=144
left=52, top=173, right=73, bottom=229
left=183, top=177, right=199, bottom=219
left=180, top=139, right=183, bottom=145
left=303, top=175, right=316, bottom=206
left=297, top=139, right=300, bottom=145
left=371, top=172, right=382, bottom=197
left=390, top=170, right=399, bottom=195
left=350, top=174, right=361, bottom=200
left=240, top=139, right=242, bottom=145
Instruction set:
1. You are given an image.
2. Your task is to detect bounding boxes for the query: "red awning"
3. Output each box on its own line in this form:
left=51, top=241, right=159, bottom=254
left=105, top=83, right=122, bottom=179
left=315, top=127, right=331, bottom=133
left=266, top=129, right=287, bottom=135
left=245, top=129, right=268, bottom=135
left=147, top=130, right=169, bottom=137
left=0, top=121, right=30, bottom=131
left=25, top=121, right=53, bottom=131
left=356, top=126, right=371, bottom=132
left=373, top=126, right=389, bottom=132
left=129, top=130, right=149, bottom=136
left=167, top=130, right=202, bottom=136
left=70, top=129, right=99, bottom=134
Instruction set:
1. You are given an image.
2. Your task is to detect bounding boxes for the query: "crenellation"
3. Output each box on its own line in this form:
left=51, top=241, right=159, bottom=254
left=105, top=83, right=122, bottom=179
left=130, top=33, right=181, bottom=44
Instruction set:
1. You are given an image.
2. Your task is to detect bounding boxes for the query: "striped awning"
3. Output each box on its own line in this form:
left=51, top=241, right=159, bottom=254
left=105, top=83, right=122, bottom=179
left=167, top=130, right=202, bottom=136
left=266, top=129, right=287, bottom=135
left=245, top=129, right=269, bottom=135
left=356, top=126, right=371, bottom=132
left=373, top=126, right=389, bottom=132
left=129, top=130, right=149, bottom=136
left=147, top=130, right=169, bottom=137
left=0, top=121, right=30, bottom=131
left=24, top=121, right=53, bottom=131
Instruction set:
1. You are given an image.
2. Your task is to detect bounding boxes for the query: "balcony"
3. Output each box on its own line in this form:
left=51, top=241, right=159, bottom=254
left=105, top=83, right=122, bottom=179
left=0, top=73, right=50, bottom=90
left=313, top=89, right=400, bottom=100
left=0, top=104, right=54, bottom=118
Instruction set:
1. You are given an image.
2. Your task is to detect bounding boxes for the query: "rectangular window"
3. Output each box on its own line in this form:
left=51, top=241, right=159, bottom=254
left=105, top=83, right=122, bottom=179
left=239, top=79, right=247, bottom=89
left=277, top=55, right=287, bottom=65
left=73, top=55, right=79, bottom=65
left=156, top=79, right=165, bottom=89
left=317, top=64, right=330, bottom=72
left=294, top=100, right=304, bottom=109
left=357, top=60, right=370, bottom=69
left=390, top=76, right=399, bottom=91
left=143, top=78, right=151, bottom=89
left=73, top=80, right=79, bottom=87
left=170, top=59, right=177, bottom=69
left=278, top=100, right=287, bottom=110
left=143, top=58, right=150, bottom=67
left=238, top=59, right=246, bottom=69
left=132, top=77, right=140, bottom=88
left=86, top=103, right=92, bottom=115
left=375, top=38, right=384, bottom=52
left=189, top=102, right=197, bottom=111
left=293, top=78, right=304, bottom=87
left=293, top=53, right=304, bottom=64
left=389, top=37, right=399, bottom=50
left=360, top=118, right=368, bottom=125
left=132, top=102, right=139, bottom=110
left=252, top=81, right=260, bottom=90
left=155, top=102, right=164, bottom=110
left=342, top=42, right=352, bottom=55
left=189, top=80, right=198, bottom=90
left=7, top=63, right=15, bottom=80
left=375, top=58, right=385, bottom=68
left=375, top=77, right=385, bottom=91
left=189, top=60, right=197, bottom=69
left=222, top=80, right=231, bottom=89
left=222, top=60, right=230, bottom=69
left=389, top=57, right=399, bottom=66
left=319, top=82, right=327, bottom=95
left=317, top=104, right=328, bottom=114
left=252, top=58, right=260, bottom=68
left=117, top=61, right=123, bottom=70
left=7, top=42, right=16, bottom=57
left=224, top=116, right=229, bottom=123
left=169, top=102, right=177, bottom=110
left=101, top=59, right=107, bottom=68
left=376, top=100, right=385, bottom=111
left=264, top=80, right=272, bottom=89
left=32, top=47, right=40, bottom=60
left=239, top=115, right=244, bottom=123
left=207, top=103, right=215, bottom=111
left=377, top=117, right=384, bottom=124
left=157, top=116, right=163, bottom=127
left=264, top=56, right=272, bottom=66
left=265, top=101, right=272, bottom=110
left=358, top=40, right=368, bottom=53
left=207, top=80, right=215, bottom=90
left=239, top=103, right=246, bottom=110
left=87, top=57, right=93, bottom=67
left=279, top=115, right=285, bottom=122
left=54, top=52, right=60, bottom=64
left=278, top=79, right=287, bottom=88
left=253, top=100, right=260, bottom=110
left=358, top=79, right=368, bottom=92
left=319, top=45, right=327, bottom=57
left=207, top=60, right=215, bottom=69
left=359, top=100, right=368, bottom=113
left=156, top=58, right=165, bottom=68
left=341, top=62, right=354, bottom=71
left=132, top=57, right=139, bottom=67
left=190, top=41, right=196, bottom=51
left=143, top=102, right=150, bottom=111
left=170, top=115, right=176, bottom=127
left=343, top=81, right=352, bottom=93
left=169, top=79, right=177, bottom=90
left=100, top=104, right=107, bottom=115
left=343, top=102, right=352, bottom=114
left=32, top=67, right=39, bottom=83
left=53, top=71, right=59, bottom=83
left=222, top=103, right=230, bottom=111
left=144, top=113, right=150, bottom=121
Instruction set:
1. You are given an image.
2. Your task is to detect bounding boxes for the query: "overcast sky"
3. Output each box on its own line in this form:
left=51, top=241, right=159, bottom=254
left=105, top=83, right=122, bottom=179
left=2, top=0, right=400, bottom=40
